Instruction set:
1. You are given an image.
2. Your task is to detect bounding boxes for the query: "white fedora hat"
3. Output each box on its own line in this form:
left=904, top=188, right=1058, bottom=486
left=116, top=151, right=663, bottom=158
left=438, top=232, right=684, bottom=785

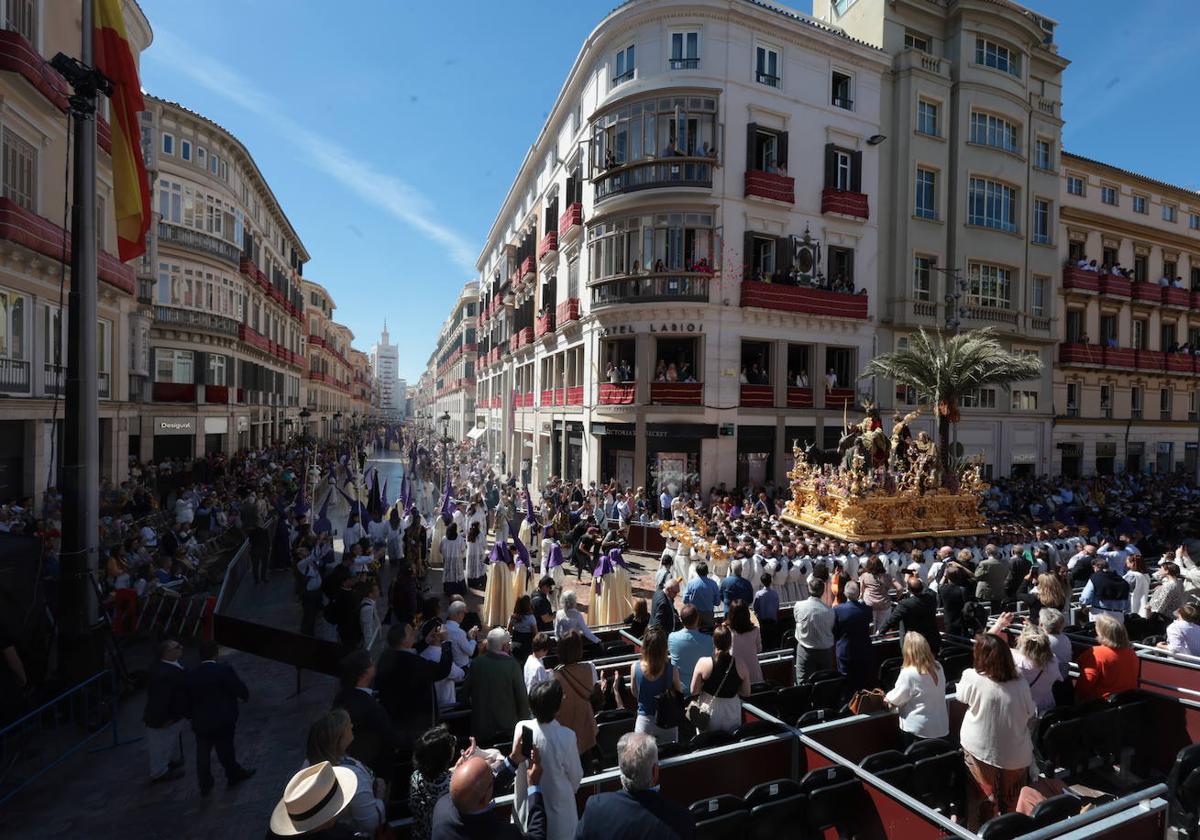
left=269, top=761, right=358, bottom=836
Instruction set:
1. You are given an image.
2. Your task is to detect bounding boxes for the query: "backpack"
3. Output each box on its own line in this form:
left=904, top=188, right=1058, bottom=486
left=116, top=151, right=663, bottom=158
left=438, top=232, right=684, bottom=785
left=962, top=600, right=988, bottom=636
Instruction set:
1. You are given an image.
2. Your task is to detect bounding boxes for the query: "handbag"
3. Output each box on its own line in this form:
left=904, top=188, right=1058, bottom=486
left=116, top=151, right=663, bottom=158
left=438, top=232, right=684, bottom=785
left=685, top=655, right=735, bottom=729
left=655, top=682, right=686, bottom=729
left=557, top=664, right=604, bottom=712
left=848, top=688, right=888, bottom=715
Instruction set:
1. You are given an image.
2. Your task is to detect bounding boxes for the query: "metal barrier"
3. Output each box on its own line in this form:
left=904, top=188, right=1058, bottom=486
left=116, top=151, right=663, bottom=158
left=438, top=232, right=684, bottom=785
left=214, top=537, right=252, bottom=613
left=0, top=670, right=134, bottom=806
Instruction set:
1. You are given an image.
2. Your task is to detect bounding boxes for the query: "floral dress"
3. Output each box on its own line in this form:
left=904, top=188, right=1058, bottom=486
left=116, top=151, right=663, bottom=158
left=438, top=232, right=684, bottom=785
left=409, top=767, right=451, bottom=840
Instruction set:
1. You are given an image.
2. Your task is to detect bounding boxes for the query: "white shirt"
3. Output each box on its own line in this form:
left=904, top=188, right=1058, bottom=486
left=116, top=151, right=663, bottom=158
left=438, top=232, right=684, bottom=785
left=445, top=620, right=475, bottom=671
left=554, top=609, right=599, bottom=643
left=1167, top=619, right=1200, bottom=655
left=885, top=664, right=949, bottom=738
left=956, top=669, right=1037, bottom=769
left=1012, top=650, right=1062, bottom=714
left=524, top=654, right=550, bottom=692
left=421, top=643, right=464, bottom=708
left=511, top=718, right=584, bottom=840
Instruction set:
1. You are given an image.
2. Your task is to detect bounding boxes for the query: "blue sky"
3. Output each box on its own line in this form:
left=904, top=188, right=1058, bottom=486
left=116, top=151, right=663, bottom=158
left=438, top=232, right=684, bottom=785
left=137, top=0, right=1200, bottom=383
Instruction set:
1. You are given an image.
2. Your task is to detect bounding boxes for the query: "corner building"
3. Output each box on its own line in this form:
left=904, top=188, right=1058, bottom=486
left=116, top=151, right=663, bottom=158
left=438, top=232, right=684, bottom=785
left=1054, top=154, right=1200, bottom=477
left=815, top=0, right=1068, bottom=476
left=475, top=0, right=888, bottom=493
left=429, top=281, right=478, bottom=442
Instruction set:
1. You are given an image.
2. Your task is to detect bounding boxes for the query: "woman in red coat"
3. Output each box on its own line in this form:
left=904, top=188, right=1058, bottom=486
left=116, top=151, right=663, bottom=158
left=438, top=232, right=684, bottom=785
left=1074, top=614, right=1139, bottom=701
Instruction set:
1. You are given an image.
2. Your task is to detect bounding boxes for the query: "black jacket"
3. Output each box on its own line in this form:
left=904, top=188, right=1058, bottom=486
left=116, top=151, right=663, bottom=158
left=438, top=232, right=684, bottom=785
left=649, top=590, right=680, bottom=633
left=143, top=660, right=188, bottom=728
left=184, top=660, right=248, bottom=736
left=431, top=761, right=546, bottom=840
left=575, top=789, right=695, bottom=840
left=879, top=591, right=941, bottom=655
left=375, top=643, right=453, bottom=735
left=333, top=686, right=400, bottom=778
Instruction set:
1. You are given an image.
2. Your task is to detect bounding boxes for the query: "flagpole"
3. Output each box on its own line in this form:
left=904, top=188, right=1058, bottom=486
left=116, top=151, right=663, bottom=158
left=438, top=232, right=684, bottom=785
left=60, top=0, right=101, bottom=671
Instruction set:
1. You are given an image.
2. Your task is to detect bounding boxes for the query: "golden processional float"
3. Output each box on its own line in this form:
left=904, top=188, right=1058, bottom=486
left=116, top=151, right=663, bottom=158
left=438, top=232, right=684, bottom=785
left=781, top=404, right=990, bottom=542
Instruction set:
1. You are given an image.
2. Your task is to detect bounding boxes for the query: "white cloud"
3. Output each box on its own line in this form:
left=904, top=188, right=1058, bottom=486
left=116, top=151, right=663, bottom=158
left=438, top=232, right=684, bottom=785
left=146, top=29, right=477, bottom=273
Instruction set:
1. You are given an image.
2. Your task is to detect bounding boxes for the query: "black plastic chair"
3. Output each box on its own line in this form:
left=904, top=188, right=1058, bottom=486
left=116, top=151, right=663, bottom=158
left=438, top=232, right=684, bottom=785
left=796, top=707, right=840, bottom=728
left=904, top=737, right=955, bottom=760
left=799, top=765, right=861, bottom=837
left=1039, top=714, right=1088, bottom=776
left=877, top=656, right=903, bottom=690
left=859, top=749, right=914, bottom=793
left=744, top=778, right=802, bottom=808
left=776, top=684, right=812, bottom=723
left=803, top=668, right=842, bottom=685
left=938, top=650, right=973, bottom=683
left=910, top=749, right=963, bottom=814
left=689, top=794, right=748, bottom=820
left=691, top=796, right=749, bottom=840
left=595, top=717, right=636, bottom=767
left=747, top=683, right=780, bottom=716
left=602, top=641, right=635, bottom=656
left=978, top=812, right=1038, bottom=839
left=1168, top=743, right=1200, bottom=839
left=809, top=676, right=846, bottom=710
left=690, top=729, right=737, bottom=751
left=1108, top=691, right=1151, bottom=772
left=1079, top=701, right=1122, bottom=765
left=733, top=720, right=785, bottom=742
left=1031, top=792, right=1082, bottom=827
left=748, top=793, right=807, bottom=840
left=594, top=708, right=634, bottom=724
left=657, top=741, right=691, bottom=761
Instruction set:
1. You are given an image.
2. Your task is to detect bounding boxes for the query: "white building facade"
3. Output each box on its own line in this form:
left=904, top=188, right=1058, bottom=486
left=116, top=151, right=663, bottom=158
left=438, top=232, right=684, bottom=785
left=474, top=0, right=889, bottom=492
left=371, top=324, right=401, bottom=416
left=429, top=282, right=478, bottom=441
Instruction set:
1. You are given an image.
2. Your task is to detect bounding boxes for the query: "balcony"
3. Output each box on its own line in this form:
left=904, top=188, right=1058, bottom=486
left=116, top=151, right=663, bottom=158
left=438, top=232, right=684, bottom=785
left=1098, top=274, right=1131, bottom=297
left=651, top=382, right=702, bottom=406
left=537, top=230, right=558, bottom=261
left=520, top=257, right=535, bottom=282
left=0, top=358, right=30, bottom=394
left=535, top=311, right=555, bottom=338
left=559, top=203, right=583, bottom=238
left=308, top=334, right=326, bottom=348
left=1167, top=354, right=1196, bottom=374
left=593, top=157, right=713, bottom=203
left=566, top=386, right=583, bottom=405
left=1136, top=349, right=1166, bottom=371
left=556, top=298, right=581, bottom=326
left=154, top=305, right=240, bottom=337
left=825, top=388, right=856, bottom=409
left=540, top=388, right=560, bottom=407
left=158, top=221, right=240, bottom=264
left=744, top=170, right=795, bottom=204
left=739, top=281, right=868, bottom=320
left=237, top=324, right=272, bottom=354
left=43, top=363, right=63, bottom=395
left=1165, top=287, right=1191, bottom=308
left=786, top=387, right=813, bottom=408
left=962, top=305, right=1018, bottom=327
left=0, top=198, right=134, bottom=294
left=510, top=327, right=534, bottom=352
left=239, top=257, right=271, bottom=293
left=821, top=188, right=869, bottom=220
left=98, top=372, right=110, bottom=399
left=153, top=382, right=196, bottom=403
left=515, top=392, right=535, bottom=408
left=1130, top=282, right=1163, bottom=304
left=591, top=272, right=709, bottom=308
left=204, top=385, right=229, bottom=404
left=1061, top=266, right=1100, bottom=293
left=740, top=384, right=774, bottom=408
left=309, top=370, right=328, bottom=383
left=599, top=383, right=636, bottom=405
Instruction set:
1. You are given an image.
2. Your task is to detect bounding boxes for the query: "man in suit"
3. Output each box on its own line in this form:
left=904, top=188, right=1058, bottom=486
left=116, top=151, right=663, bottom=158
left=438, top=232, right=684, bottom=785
left=877, top=573, right=941, bottom=655
left=463, top=628, right=529, bottom=743
left=719, top=560, right=753, bottom=612
left=184, top=639, right=254, bottom=796
left=650, top=578, right=681, bottom=632
left=431, top=742, right=547, bottom=840
left=143, top=638, right=187, bottom=782
left=333, top=649, right=401, bottom=782
left=832, top=581, right=873, bottom=694
left=375, top=621, right=454, bottom=748
left=575, top=732, right=694, bottom=839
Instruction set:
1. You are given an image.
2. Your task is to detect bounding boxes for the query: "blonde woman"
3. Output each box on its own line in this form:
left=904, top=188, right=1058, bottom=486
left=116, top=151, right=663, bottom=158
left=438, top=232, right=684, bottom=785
left=1011, top=628, right=1061, bottom=715
left=884, top=632, right=948, bottom=746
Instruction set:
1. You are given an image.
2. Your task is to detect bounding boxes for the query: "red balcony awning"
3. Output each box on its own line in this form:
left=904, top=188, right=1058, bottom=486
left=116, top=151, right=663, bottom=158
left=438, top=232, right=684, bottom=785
left=740, top=384, right=774, bottom=407
left=651, top=382, right=702, bottom=405
left=599, top=383, right=635, bottom=405
left=740, top=281, right=867, bottom=320
left=821, top=188, right=869, bottom=220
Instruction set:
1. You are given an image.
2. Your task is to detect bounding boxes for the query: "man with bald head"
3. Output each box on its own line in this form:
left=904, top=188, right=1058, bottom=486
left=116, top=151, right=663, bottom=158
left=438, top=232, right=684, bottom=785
left=431, top=738, right=547, bottom=839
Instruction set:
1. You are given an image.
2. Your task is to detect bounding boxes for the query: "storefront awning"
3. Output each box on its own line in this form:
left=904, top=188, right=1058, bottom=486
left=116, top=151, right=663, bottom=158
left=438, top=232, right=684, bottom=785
left=467, top=426, right=486, bottom=440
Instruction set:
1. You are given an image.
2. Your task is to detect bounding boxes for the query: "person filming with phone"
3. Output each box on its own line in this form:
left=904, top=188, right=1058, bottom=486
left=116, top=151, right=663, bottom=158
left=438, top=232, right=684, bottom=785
left=510, top=680, right=584, bottom=840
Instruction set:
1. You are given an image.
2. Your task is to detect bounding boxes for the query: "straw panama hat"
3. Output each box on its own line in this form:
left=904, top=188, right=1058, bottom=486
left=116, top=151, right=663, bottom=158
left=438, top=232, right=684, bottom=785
left=269, top=761, right=358, bottom=836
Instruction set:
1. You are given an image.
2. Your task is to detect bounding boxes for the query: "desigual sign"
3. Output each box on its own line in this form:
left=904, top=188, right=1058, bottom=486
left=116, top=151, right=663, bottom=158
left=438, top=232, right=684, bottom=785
left=600, top=322, right=705, bottom=337
left=155, top=418, right=195, bottom=435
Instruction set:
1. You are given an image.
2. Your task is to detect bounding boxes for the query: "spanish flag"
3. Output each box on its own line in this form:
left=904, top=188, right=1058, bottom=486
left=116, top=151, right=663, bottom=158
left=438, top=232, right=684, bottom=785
left=93, top=0, right=149, bottom=262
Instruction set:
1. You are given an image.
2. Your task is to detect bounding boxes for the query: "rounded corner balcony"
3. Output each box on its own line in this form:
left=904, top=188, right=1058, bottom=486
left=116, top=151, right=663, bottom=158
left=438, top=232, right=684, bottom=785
left=592, top=156, right=715, bottom=203
left=589, top=271, right=711, bottom=309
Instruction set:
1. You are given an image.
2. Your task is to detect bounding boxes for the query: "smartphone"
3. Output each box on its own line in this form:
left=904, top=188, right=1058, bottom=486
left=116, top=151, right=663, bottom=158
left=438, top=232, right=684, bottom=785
left=520, top=726, right=533, bottom=760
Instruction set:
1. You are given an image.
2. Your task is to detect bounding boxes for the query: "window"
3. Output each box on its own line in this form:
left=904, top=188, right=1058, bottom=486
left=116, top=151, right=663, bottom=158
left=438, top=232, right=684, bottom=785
left=969, top=111, right=1020, bottom=153
left=1012, top=390, right=1038, bottom=411
left=1031, top=276, right=1046, bottom=316
left=828, top=148, right=855, bottom=191
left=974, top=37, right=1021, bottom=77
left=155, top=348, right=194, bottom=383
left=197, top=146, right=206, bottom=168
left=913, top=256, right=932, bottom=301
left=1164, top=203, right=1178, bottom=223
left=3, top=0, right=36, bottom=44
left=1100, top=385, right=1113, bottom=418
left=749, top=127, right=786, bottom=172
left=904, top=30, right=930, bottom=52
left=1066, top=175, right=1085, bottom=196
left=161, top=133, right=174, bottom=155
left=1066, top=383, right=1079, bottom=417
left=1190, top=213, right=1200, bottom=231
left=180, top=140, right=191, bottom=161
left=1132, top=319, right=1146, bottom=350
left=1033, top=199, right=1051, bottom=244
left=96, top=318, right=111, bottom=374
left=755, top=45, right=780, bottom=87
left=0, top=287, right=26, bottom=362
left=915, top=168, right=937, bottom=219
left=1035, top=139, right=1052, bottom=170
left=1134, top=254, right=1148, bottom=282
left=208, top=354, right=226, bottom=386
left=968, top=262, right=1012, bottom=309
left=1132, top=194, right=1147, bottom=214
left=1101, top=184, right=1118, bottom=205
left=1191, top=391, right=1198, bottom=423
left=2, top=128, right=36, bottom=211
left=961, top=387, right=997, bottom=409
left=828, top=246, right=855, bottom=288
left=670, top=31, right=699, bottom=69
left=1130, top=386, right=1143, bottom=419
left=831, top=71, right=853, bottom=109
left=917, top=99, right=938, bottom=136
left=751, top=235, right=776, bottom=276
left=613, top=44, right=635, bottom=84
left=968, top=177, right=1018, bottom=233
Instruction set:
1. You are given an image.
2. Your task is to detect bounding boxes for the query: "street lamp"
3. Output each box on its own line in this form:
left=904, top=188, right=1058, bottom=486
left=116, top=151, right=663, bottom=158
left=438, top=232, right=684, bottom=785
left=439, top=411, right=451, bottom=488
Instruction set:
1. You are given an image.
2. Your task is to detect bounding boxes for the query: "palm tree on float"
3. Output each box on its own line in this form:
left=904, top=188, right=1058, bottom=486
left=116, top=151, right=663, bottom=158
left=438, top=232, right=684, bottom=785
left=860, top=328, right=1043, bottom=480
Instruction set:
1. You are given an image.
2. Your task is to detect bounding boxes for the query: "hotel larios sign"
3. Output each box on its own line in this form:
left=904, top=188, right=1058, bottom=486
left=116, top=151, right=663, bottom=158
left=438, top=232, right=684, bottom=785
left=600, top=322, right=705, bottom=337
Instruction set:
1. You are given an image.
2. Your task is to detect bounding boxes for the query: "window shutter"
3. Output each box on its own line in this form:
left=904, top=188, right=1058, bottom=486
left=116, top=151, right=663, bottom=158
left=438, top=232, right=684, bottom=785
left=194, top=352, right=207, bottom=385
left=824, top=144, right=836, bottom=189
left=851, top=150, right=863, bottom=193
left=776, top=236, right=794, bottom=272
left=777, top=131, right=789, bottom=169
left=746, top=123, right=758, bottom=171
left=743, top=231, right=755, bottom=272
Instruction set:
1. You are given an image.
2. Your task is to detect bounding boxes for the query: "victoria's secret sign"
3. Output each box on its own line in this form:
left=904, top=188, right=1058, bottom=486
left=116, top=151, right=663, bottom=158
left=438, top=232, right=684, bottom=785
left=600, top=322, right=704, bottom=337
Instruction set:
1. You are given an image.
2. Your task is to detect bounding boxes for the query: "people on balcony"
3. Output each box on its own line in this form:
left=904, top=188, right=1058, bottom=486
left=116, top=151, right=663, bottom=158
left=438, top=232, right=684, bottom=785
left=1075, top=258, right=1099, bottom=272
left=789, top=370, right=809, bottom=388
left=739, top=363, right=769, bottom=386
